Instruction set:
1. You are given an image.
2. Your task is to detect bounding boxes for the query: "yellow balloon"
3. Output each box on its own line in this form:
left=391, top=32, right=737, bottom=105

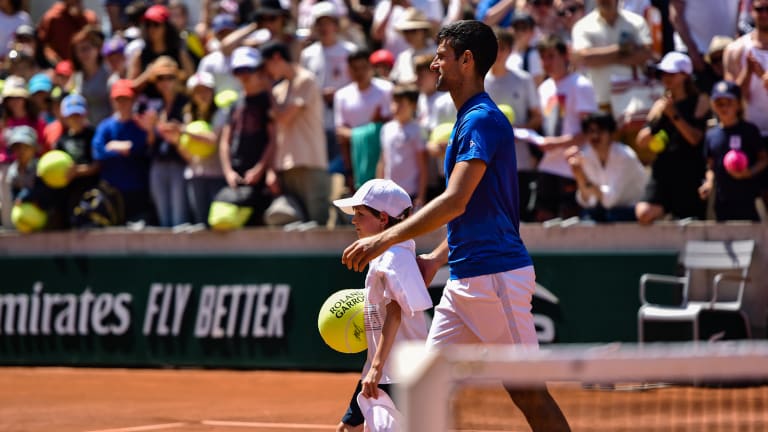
left=649, top=129, right=668, bottom=153
left=37, top=150, right=74, bottom=189
left=180, top=120, right=215, bottom=159
left=214, top=90, right=239, bottom=109
left=317, top=289, right=367, bottom=354
left=498, top=104, right=516, bottom=126
left=428, top=122, right=454, bottom=151
left=11, top=202, right=47, bottom=233
left=208, top=201, right=253, bottom=231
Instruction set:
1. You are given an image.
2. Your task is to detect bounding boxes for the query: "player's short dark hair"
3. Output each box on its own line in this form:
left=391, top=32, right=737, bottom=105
left=436, top=20, right=497, bottom=78
left=347, top=49, right=371, bottom=64
left=536, top=34, right=568, bottom=56
left=393, top=84, right=419, bottom=104
left=260, top=40, right=292, bottom=62
left=580, top=112, right=617, bottom=134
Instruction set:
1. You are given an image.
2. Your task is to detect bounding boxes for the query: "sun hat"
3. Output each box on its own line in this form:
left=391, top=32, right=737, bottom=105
left=60, top=94, right=88, bottom=117
left=394, top=7, right=432, bottom=32
left=2, top=75, right=28, bottom=98
left=657, top=51, right=693, bottom=75
left=333, top=178, right=412, bottom=217
left=186, top=72, right=216, bottom=91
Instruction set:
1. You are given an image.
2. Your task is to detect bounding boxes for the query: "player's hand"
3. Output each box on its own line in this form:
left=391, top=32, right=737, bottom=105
left=342, top=234, right=387, bottom=272
left=361, top=367, right=382, bottom=399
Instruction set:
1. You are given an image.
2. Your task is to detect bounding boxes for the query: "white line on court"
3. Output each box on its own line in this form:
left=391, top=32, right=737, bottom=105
left=84, top=423, right=190, bottom=432
left=202, top=420, right=334, bottom=429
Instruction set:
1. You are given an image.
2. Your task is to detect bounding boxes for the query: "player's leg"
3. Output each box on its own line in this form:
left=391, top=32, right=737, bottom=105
left=337, top=381, right=365, bottom=432
left=496, top=267, right=571, bottom=432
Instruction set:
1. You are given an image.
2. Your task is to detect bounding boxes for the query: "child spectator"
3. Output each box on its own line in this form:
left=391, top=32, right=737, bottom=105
left=28, top=73, right=55, bottom=125
left=377, top=84, right=428, bottom=209
left=5, top=125, right=38, bottom=200
left=92, top=79, right=153, bottom=224
left=566, top=112, right=648, bottom=222
left=182, top=72, right=227, bottom=226
left=1, top=76, right=46, bottom=153
left=369, top=48, right=395, bottom=79
left=332, top=178, right=432, bottom=431
left=699, top=81, right=768, bottom=221
left=102, top=36, right=128, bottom=86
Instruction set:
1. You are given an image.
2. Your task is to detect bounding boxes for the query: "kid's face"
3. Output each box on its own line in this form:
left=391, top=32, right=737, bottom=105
left=64, top=113, right=85, bottom=130
left=712, top=97, right=739, bottom=120
left=351, top=205, right=385, bottom=238
left=391, top=97, right=415, bottom=121
left=11, top=143, right=35, bottom=163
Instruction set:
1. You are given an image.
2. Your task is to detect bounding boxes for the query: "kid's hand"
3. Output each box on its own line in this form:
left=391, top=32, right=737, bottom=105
left=243, top=163, right=265, bottom=185
left=361, top=367, right=382, bottom=399
left=225, top=169, right=244, bottom=188
left=698, top=180, right=712, bottom=200
left=729, top=167, right=752, bottom=180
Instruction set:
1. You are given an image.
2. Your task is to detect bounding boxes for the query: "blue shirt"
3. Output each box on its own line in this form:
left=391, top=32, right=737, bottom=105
left=475, top=0, right=514, bottom=27
left=445, top=92, right=532, bottom=279
left=92, top=116, right=150, bottom=192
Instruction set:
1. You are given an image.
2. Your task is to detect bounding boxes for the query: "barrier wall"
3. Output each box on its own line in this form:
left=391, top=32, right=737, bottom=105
left=0, top=222, right=764, bottom=369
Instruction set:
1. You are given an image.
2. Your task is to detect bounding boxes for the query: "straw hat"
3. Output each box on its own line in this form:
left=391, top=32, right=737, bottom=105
left=394, top=8, right=432, bottom=32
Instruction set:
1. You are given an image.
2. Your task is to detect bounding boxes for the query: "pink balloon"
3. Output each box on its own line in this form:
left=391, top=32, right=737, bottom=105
left=724, top=149, right=748, bottom=173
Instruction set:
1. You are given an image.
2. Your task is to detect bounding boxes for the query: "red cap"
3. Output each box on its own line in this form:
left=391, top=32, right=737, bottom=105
left=144, top=5, right=170, bottom=23
left=55, top=60, right=73, bottom=77
left=369, top=49, right=394, bottom=68
left=110, top=79, right=135, bottom=99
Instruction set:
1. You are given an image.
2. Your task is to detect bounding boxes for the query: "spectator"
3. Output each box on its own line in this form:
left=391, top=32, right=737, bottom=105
left=566, top=112, right=648, bottom=222
left=262, top=40, right=331, bottom=227
left=486, top=26, right=543, bottom=221
left=92, top=79, right=152, bottom=224
left=104, top=0, right=132, bottom=33
left=5, top=125, right=37, bottom=201
left=251, top=0, right=298, bottom=57
left=128, top=5, right=195, bottom=89
left=53, top=60, right=74, bottom=90
left=334, top=49, right=393, bottom=190
left=12, top=23, right=52, bottom=70
left=182, top=72, right=227, bottom=226
left=167, top=0, right=205, bottom=65
left=299, top=1, right=358, bottom=172
left=670, top=0, right=740, bottom=74
left=37, top=0, right=99, bottom=64
left=534, top=35, right=597, bottom=222
left=53, top=94, right=100, bottom=227
left=724, top=0, right=768, bottom=208
left=377, top=84, right=428, bottom=209
left=216, top=47, right=276, bottom=227
left=28, top=73, right=55, bottom=125
left=1, top=76, right=46, bottom=153
left=522, top=0, right=562, bottom=38
left=635, top=52, right=709, bottom=224
left=699, top=80, right=768, bottom=221
left=5, top=45, right=38, bottom=81
left=369, top=48, right=395, bottom=78
left=475, top=0, right=516, bottom=27
left=197, top=14, right=242, bottom=97
left=696, top=35, right=733, bottom=94
left=70, top=26, right=112, bottom=126
left=554, top=0, right=585, bottom=43
left=570, top=0, right=653, bottom=112
left=389, top=8, right=436, bottom=84
left=371, top=0, right=443, bottom=58
left=146, top=56, right=191, bottom=228
left=102, top=36, right=128, bottom=86
left=506, top=14, right=546, bottom=87
left=0, top=0, right=31, bottom=57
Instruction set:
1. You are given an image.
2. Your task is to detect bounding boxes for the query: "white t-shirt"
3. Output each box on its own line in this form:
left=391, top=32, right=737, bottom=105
left=197, top=50, right=242, bottom=95
left=672, top=0, right=740, bottom=55
left=334, top=78, right=394, bottom=129
left=485, top=68, right=541, bottom=171
left=737, top=34, right=768, bottom=136
left=363, top=239, right=432, bottom=384
left=0, top=11, right=30, bottom=56
left=505, top=47, right=543, bottom=79
left=577, top=141, right=648, bottom=209
left=380, top=119, right=427, bottom=196
left=389, top=43, right=435, bottom=85
left=300, top=39, right=357, bottom=130
left=538, top=72, right=597, bottom=178
left=571, top=9, right=651, bottom=105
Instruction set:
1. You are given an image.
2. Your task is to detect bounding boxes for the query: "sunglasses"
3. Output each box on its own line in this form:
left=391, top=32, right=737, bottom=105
left=557, top=4, right=584, bottom=16
left=530, top=0, right=553, bottom=6
left=145, top=21, right=164, bottom=28
left=156, top=74, right=176, bottom=81
left=754, top=6, right=768, bottom=13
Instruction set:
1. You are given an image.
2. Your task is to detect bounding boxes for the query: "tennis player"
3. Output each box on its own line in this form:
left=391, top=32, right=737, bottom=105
left=341, top=20, right=570, bottom=431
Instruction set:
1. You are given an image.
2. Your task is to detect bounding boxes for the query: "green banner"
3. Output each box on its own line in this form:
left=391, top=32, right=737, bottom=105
left=0, top=252, right=676, bottom=369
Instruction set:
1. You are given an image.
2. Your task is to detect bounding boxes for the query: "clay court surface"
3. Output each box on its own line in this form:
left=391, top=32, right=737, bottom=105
left=2, top=367, right=767, bottom=431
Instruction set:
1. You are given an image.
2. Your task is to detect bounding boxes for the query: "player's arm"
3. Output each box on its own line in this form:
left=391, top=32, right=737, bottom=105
left=361, top=300, right=402, bottom=399
left=342, top=158, right=486, bottom=272
left=417, top=239, right=448, bottom=286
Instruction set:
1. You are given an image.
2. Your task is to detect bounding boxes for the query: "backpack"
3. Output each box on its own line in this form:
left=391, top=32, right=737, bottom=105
left=71, top=181, right=125, bottom=228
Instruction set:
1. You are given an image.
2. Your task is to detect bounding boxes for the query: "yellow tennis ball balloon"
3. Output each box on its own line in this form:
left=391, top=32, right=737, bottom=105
left=649, top=129, right=668, bottom=153
left=11, top=202, right=47, bottom=233
left=37, top=150, right=74, bottom=189
left=318, top=289, right=367, bottom=354
left=428, top=122, right=454, bottom=151
left=215, top=90, right=239, bottom=109
left=208, top=201, right=253, bottom=231
left=180, top=120, right=215, bottom=159
left=498, top=104, right=516, bottom=126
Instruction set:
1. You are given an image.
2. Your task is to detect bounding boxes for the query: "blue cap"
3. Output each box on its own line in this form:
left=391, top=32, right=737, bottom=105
left=212, top=14, right=237, bottom=34
left=60, top=94, right=87, bottom=117
left=28, top=73, right=52, bottom=94
left=711, top=80, right=741, bottom=101
left=101, top=36, right=126, bottom=56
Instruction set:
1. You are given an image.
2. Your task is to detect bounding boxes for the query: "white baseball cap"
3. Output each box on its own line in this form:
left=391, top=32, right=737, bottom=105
left=230, top=46, right=264, bottom=70
left=186, top=72, right=216, bottom=91
left=657, top=51, right=693, bottom=75
left=333, top=179, right=412, bottom=217
left=311, top=1, right=339, bottom=24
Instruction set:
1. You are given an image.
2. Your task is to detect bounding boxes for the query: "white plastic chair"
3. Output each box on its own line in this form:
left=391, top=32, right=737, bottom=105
left=638, top=240, right=755, bottom=343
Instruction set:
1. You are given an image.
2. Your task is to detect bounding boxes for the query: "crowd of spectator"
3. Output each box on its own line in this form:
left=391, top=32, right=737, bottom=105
left=2, top=0, right=768, bottom=232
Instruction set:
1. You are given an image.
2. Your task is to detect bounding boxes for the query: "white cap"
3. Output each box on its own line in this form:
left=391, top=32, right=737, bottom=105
left=657, top=51, right=692, bottom=75
left=311, top=1, right=339, bottom=23
left=333, top=179, right=412, bottom=217
left=230, top=46, right=263, bottom=70
left=356, top=389, right=404, bottom=431
left=186, top=72, right=215, bottom=91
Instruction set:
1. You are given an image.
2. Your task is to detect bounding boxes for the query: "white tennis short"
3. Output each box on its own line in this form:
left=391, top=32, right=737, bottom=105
left=426, top=265, right=539, bottom=348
